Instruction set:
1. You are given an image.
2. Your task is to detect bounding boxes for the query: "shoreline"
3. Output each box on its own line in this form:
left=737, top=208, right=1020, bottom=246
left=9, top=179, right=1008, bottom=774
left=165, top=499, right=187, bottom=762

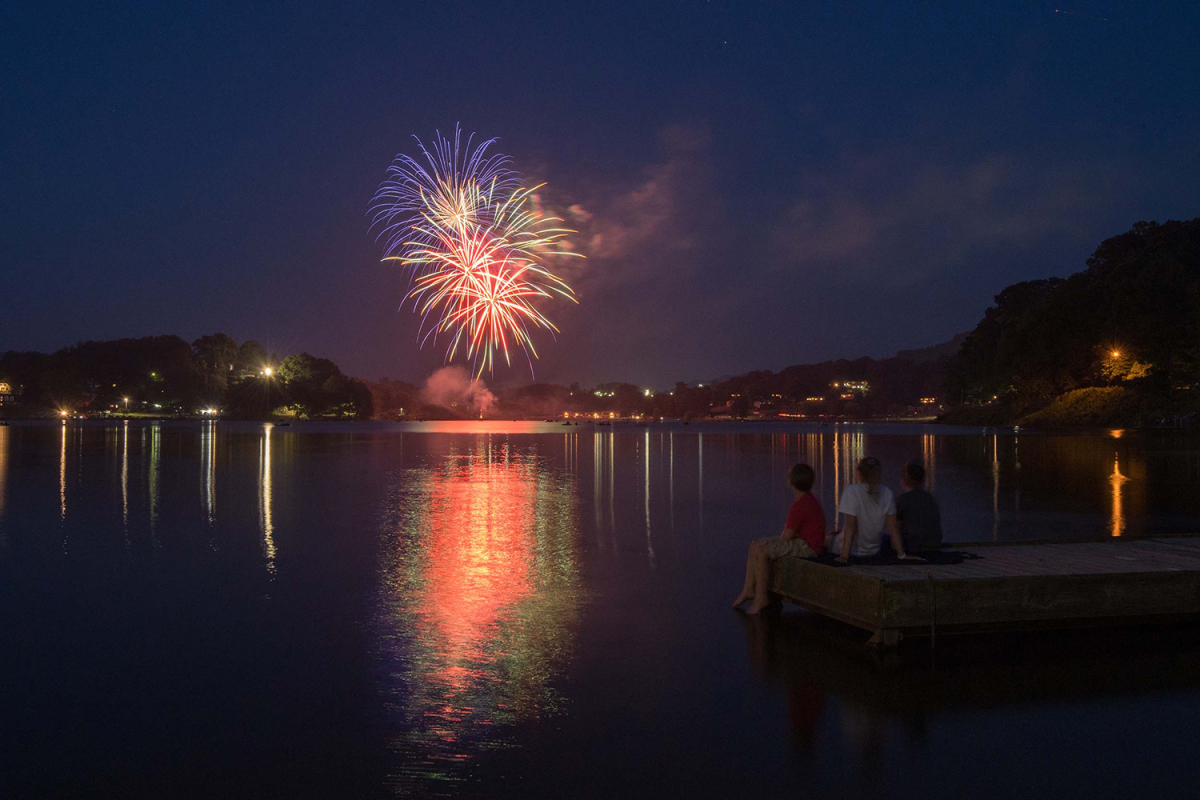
left=4, top=414, right=1192, bottom=435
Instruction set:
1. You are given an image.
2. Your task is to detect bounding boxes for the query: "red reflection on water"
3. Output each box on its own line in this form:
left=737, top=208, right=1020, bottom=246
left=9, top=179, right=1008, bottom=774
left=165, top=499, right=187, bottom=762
left=401, top=420, right=574, bottom=434
left=381, top=439, right=579, bottom=777
left=417, top=453, right=538, bottom=696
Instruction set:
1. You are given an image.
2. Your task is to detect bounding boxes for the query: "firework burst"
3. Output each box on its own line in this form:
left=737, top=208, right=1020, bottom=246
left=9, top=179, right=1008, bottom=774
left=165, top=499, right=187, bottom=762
left=371, top=127, right=579, bottom=375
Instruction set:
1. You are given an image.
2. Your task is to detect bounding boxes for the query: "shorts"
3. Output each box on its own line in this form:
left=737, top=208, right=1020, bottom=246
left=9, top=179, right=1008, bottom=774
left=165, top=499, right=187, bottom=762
left=756, top=537, right=818, bottom=560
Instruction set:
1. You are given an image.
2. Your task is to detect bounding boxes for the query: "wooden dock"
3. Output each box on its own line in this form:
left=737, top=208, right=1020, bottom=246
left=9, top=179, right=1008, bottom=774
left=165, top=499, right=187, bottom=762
left=770, top=537, right=1200, bottom=646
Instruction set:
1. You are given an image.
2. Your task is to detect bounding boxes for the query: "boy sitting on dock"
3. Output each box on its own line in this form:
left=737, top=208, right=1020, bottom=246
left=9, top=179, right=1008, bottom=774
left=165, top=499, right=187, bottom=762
left=828, top=456, right=916, bottom=562
left=896, top=459, right=942, bottom=554
left=733, top=463, right=826, bottom=615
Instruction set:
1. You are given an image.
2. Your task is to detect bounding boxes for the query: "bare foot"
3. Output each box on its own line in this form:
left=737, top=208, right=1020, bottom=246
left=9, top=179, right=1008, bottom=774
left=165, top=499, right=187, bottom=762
left=732, top=593, right=751, bottom=608
left=746, top=599, right=769, bottom=615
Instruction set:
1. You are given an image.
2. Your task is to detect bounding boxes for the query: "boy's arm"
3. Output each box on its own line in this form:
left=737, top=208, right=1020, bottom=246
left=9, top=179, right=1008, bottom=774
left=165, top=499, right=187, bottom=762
left=780, top=527, right=797, bottom=540
left=837, top=516, right=858, bottom=562
left=886, top=513, right=911, bottom=558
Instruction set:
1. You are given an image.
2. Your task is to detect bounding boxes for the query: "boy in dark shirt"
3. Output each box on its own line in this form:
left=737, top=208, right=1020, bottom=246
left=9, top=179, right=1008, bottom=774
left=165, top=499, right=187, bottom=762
left=896, top=459, right=942, bottom=553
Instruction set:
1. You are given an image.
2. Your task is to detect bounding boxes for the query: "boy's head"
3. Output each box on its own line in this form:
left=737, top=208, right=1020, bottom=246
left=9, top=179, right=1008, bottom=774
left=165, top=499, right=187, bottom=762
left=788, top=463, right=815, bottom=494
left=856, top=456, right=882, bottom=485
left=902, top=459, right=926, bottom=490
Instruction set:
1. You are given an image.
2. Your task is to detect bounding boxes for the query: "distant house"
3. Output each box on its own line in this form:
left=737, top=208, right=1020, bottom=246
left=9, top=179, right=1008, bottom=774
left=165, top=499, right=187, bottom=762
left=0, top=381, right=19, bottom=408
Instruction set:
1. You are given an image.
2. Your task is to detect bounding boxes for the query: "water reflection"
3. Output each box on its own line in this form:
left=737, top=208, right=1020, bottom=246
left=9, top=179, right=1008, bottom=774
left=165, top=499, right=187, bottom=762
left=590, top=432, right=619, bottom=551
left=829, top=430, right=865, bottom=517
left=59, top=423, right=67, bottom=521
left=992, top=434, right=1000, bottom=540
left=669, top=432, right=675, bottom=531
left=1110, top=452, right=1130, bottom=537
left=259, top=424, right=276, bottom=573
left=377, top=439, right=580, bottom=792
left=644, top=429, right=654, bottom=566
left=0, top=425, right=8, bottom=550
left=147, top=423, right=161, bottom=536
left=740, top=610, right=1200, bottom=784
left=4, top=422, right=1200, bottom=797
left=592, top=431, right=603, bottom=546
left=608, top=432, right=615, bottom=545
left=121, top=421, right=129, bottom=532
left=922, top=433, right=937, bottom=491
left=201, top=420, right=216, bottom=525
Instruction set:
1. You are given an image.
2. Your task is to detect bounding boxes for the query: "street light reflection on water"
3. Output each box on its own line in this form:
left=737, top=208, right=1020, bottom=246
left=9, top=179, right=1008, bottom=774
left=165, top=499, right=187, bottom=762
left=0, top=424, right=8, bottom=553
left=259, top=423, right=276, bottom=574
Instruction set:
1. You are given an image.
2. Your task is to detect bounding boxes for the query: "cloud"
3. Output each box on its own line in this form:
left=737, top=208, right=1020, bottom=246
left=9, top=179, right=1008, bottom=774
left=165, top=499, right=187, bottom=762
left=534, top=124, right=716, bottom=290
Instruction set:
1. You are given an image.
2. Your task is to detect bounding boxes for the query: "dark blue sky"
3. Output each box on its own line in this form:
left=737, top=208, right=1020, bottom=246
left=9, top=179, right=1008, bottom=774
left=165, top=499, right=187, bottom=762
left=2, top=1, right=1198, bottom=386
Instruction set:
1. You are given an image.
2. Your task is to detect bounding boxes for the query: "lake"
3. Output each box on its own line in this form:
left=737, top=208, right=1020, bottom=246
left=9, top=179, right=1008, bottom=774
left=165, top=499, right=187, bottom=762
left=2, top=420, right=1200, bottom=798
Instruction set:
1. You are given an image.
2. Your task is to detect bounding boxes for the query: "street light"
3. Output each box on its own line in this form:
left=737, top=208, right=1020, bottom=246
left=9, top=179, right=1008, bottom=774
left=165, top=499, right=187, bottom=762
left=123, top=396, right=129, bottom=413
left=1110, top=350, right=1121, bottom=359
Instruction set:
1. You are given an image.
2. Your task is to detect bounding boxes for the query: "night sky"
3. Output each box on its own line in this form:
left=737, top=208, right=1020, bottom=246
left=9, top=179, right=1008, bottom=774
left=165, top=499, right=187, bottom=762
left=3, top=1, right=1198, bottom=387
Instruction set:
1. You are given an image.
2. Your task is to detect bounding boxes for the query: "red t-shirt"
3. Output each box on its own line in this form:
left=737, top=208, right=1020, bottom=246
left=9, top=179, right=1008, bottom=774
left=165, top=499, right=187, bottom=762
left=786, top=493, right=827, bottom=555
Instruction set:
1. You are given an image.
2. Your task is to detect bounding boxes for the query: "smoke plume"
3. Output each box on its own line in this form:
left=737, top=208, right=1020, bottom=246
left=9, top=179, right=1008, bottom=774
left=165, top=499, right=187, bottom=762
left=420, top=366, right=496, bottom=416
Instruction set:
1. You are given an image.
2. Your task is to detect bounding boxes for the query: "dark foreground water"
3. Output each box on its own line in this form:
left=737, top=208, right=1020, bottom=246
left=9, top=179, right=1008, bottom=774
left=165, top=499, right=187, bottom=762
left=2, top=420, right=1200, bottom=799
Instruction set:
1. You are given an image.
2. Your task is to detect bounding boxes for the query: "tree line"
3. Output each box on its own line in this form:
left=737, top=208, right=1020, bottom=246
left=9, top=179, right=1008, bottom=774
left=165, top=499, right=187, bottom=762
left=0, top=334, right=372, bottom=419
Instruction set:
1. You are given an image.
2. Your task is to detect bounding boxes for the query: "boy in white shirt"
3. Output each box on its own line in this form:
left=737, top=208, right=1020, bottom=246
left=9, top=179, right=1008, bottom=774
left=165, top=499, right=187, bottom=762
left=827, top=456, right=915, bottom=562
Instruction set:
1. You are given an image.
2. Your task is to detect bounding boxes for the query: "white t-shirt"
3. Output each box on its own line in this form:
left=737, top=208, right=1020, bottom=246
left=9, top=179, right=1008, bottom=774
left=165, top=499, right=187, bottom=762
left=836, top=483, right=896, bottom=556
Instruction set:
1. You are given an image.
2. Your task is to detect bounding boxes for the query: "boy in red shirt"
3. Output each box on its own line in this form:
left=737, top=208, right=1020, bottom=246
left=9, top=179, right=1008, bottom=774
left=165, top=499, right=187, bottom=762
left=733, top=463, right=827, bottom=615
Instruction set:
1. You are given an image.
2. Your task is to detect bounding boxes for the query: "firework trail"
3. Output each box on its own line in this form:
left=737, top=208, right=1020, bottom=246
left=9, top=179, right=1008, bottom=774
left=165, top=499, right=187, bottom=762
left=371, top=126, right=580, bottom=376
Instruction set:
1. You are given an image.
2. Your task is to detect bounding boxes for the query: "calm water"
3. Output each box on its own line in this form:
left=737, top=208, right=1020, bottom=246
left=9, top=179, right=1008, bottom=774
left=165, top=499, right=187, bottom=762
left=2, top=420, right=1200, bottom=799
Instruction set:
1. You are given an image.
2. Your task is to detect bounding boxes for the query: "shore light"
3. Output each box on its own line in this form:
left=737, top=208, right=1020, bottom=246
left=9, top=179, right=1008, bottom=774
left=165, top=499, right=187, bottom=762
left=264, top=367, right=273, bottom=376
left=1110, top=350, right=1121, bottom=358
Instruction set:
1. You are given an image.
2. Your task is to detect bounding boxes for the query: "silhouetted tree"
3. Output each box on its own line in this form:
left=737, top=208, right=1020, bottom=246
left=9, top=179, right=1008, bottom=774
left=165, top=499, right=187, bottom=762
left=947, top=219, right=1200, bottom=409
left=235, top=340, right=269, bottom=374
left=192, top=333, right=238, bottom=401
